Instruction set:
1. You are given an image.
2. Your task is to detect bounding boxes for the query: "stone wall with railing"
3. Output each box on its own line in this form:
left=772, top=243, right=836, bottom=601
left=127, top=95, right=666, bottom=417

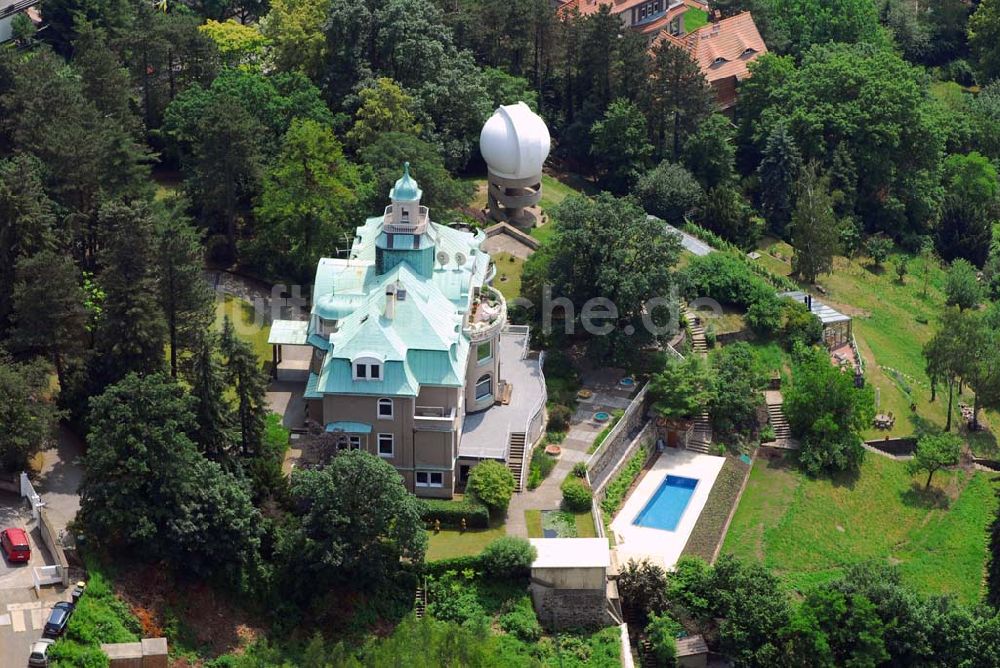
left=587, top=385, right=652, bottom=493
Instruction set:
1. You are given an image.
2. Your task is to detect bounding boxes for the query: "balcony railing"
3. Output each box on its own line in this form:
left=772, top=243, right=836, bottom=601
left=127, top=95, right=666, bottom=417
left=414, top=406, right=458, bottom=432
left=464, top=286, right=507, bottom=343
left=382, top=205, right=429, bottom=234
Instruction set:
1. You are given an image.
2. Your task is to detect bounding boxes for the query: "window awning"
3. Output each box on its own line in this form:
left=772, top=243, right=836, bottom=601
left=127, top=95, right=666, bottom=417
left=268, top=320, right=309, bottom=345
left=325, top=421, right=373, bottom=434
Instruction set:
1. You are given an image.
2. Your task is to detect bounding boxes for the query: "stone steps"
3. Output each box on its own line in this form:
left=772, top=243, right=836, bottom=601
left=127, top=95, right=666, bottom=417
left=508, top=432, right=527, bottom=492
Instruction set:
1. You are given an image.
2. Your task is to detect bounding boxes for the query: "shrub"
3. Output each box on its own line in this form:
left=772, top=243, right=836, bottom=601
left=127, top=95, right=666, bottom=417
left=746, top=294, right=783, bottom=335
left=481, top=537, right=537, bottom=579
left=547, top=404, right=573, bottom=432
left=423, top=555, right=483, bottom=574
left=527, top=447, right=558, bottom=490
left=426, top=570, right=487, bottom=625
left=420, top=498, right=490, bottom=529
left=618, top=559, right=669, bottom=618
left=561, top=477, right=593, bottom=512
left=499, top=599, right=543, bottom=642
left=572, top=461, right=588, bottom=478
left=780, top=299, right=823, bottom=349
left=636, top=161, right=704, bottom=224
left=646, top=612, right=683, bottom=665
left=467, top=460, right=516, bottom=514
left=601, top=448, right=646, bottom=516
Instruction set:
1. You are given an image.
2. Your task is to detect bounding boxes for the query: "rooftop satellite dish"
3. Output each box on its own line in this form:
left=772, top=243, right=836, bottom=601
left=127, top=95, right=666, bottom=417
left=454, top=252, right=467, bottom=267
left=436, top=251, right=451, bottom=266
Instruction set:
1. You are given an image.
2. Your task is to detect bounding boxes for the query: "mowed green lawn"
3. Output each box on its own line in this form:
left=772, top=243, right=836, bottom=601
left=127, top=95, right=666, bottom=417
left=722, top=455, right=997, bottom=604
left=755, top=238, right=997, bottom=452
left=214, top=294, right=272, bottom=364
left=426, top=524, right=507, bottom=561
left=492, top=252, right=524, bottom=302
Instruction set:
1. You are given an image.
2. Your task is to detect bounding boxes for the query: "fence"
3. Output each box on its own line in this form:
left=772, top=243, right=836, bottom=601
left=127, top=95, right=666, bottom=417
left=587, top=385, right=651, bottom=492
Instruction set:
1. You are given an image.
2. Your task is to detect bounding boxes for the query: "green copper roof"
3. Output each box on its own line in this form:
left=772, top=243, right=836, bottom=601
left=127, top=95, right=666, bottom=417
left=390, top=162, right=422, bottom=201
left=325, top=421, right=372, bottom=434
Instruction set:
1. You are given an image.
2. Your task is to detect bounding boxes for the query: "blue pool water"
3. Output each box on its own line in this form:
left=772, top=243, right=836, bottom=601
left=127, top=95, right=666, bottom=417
left=633, top=475, right=699, bottom=531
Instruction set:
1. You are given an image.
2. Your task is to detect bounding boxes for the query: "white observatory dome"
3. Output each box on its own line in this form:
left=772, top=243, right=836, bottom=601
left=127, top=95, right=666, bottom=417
left=479, top=102, right=551, bottom=180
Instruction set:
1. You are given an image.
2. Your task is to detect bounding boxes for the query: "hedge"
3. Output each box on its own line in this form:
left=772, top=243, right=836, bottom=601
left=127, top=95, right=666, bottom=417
left=423, top=554, right=484, bottom=575
left=420, top=498, right=490, bottom=529
left=681, top=221, right=798, bottom=291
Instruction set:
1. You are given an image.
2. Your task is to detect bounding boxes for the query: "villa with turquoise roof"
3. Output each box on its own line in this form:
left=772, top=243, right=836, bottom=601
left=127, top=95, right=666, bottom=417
left=269, top=165, right=546, bottom=497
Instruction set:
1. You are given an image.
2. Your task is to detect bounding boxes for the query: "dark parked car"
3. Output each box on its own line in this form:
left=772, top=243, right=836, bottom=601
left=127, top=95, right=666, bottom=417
left=42, top=601, right=74, bottom=637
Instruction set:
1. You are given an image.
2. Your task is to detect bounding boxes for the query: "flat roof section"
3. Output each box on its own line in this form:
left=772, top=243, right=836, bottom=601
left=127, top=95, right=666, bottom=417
left=268, top=319, right=310, bottom=346
left=779, top=290, right=852, bottom=325
left=530, top=538, right=610, bottom=569
left=459, top=329, right=545, bottom=460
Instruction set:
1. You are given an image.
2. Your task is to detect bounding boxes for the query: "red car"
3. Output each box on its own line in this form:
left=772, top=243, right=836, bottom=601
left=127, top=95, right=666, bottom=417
left=1, top=527, right=31, bottom=563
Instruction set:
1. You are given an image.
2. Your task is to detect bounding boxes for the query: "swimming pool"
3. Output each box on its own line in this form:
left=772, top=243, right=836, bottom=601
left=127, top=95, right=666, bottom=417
left=633, top=475, right=699, bottom=531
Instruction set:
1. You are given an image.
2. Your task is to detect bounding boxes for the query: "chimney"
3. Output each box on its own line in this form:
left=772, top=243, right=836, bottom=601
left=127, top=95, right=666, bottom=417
left=385, top=286, right=396, bottom=320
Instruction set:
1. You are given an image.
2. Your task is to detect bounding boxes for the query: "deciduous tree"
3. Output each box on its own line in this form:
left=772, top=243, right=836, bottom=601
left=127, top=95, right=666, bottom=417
left=284, top=450, right=426, bottom=592
left=80, top=373, right=262, bottom=583
left=908, top=432, right=962, bottom=489
left=635, top=161, right=704, bottom=225
left=345, top=77, right=421, bottom=151
left=590, top=98, right=652, bottom=195
left=944, top=258, right=983, bottom=311
left=467, top=460, right=516, bottom=515
left=0, top=357, right=62, bottom=472
left=784, top=346, right=875, bottom=475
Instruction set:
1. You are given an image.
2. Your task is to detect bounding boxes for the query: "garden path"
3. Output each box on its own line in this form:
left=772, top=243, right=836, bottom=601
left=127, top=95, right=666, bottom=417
left=505, top=391, right=622, bottom=538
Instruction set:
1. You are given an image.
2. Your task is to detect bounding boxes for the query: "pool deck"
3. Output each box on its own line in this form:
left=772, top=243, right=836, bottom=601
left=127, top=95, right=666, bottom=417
left=610, top=448, right=725, bottom=570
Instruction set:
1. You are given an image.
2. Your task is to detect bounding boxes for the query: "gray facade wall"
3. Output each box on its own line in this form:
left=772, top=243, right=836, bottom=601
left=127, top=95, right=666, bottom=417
left=530, top=585, right=614, bottom=630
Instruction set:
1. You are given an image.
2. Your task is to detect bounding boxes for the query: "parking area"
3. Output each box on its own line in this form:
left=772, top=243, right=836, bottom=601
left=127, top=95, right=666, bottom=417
left=0, top=496, right=55, bottom=590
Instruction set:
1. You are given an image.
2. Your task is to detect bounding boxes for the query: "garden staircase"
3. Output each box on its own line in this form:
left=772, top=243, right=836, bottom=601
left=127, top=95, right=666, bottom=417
left=507, top=432, right=527, bottom=492
left=766, top=396, right=791, bottom=441
left=414, top=581, right=427, bottom=619
left=687, top=412, right=713, bottom=454
left=683, top=307, right=709, bottom=356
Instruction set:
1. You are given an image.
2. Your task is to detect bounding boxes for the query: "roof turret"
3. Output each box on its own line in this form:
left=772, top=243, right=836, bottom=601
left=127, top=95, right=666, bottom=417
left=390, top=162, right=422, bottom=202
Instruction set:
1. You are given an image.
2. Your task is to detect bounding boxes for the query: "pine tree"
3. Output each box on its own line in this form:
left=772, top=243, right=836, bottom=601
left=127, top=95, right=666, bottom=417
left=10, top=251, right=88, bottom=390
left=188, top=333, right=231, bottom=459
left=224, top=336, right=269, bottom=457
left=790, top=162, right=840, bottom=284
left=0, top=156, right=57, bottom=333
left=91, top=201, right=167, bottom=392
left=647, top=40, right=714, bottom=160
left=155, top=202, right=214, bottom=378
left=758, top=122, right=803, bottom=235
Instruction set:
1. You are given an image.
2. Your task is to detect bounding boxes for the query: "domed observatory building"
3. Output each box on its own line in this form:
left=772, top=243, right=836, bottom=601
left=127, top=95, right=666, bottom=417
left=480, top=102, right=551, bottom=230
left=267, top=164, right=547, bottom=498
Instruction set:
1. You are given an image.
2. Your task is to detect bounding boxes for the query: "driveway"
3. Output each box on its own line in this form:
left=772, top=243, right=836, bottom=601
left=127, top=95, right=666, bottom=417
left=33, top=426, right=83, bottom=542
left=0, top=500, right=54, bottom=591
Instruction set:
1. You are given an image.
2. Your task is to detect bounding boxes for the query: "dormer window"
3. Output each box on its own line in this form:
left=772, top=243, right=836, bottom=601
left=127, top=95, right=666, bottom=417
left=713, top=57, right=727, bottom=65
left=316, top=318, right=338, bottom=336
left=742, top=47, right=757, bottom=57
left=353, top=355, right=383, bottom=381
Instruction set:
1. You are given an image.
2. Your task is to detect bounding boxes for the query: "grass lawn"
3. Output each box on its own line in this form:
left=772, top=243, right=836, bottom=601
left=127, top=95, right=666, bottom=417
left=492, top=252, right=524, bottom=302
left=462, top=176, right=489, bottom=211
left=426, top=523, right=506, bottom=561
left=754, top=237, right=998, bottom=452
left=213, top=294, right=272, bottom=365
left=538, top=173, right=583, bottom=211
left=525, top=510, right=597, bottom=538
left=684, top=7, right=709, bottom=32
left=722, top=454, right=998, bottom=604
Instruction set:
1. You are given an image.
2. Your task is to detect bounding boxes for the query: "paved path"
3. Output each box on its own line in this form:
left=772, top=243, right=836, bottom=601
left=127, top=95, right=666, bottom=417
left=505, top=393, right=622, bottom=537
left=34, top=426, right=84, bottom=538
left=659, top=219, right=715, bottom=256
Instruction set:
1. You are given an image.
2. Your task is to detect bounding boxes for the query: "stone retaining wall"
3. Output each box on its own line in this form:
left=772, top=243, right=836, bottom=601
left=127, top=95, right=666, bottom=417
left=530, top=585, right=615, bottom=630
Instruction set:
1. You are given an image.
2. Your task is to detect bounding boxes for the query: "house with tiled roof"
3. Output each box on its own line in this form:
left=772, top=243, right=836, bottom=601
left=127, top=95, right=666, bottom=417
left=558, top=0, right=708, bottom=37
left=653, top=11, right=767, bottom=109
left=559, top=0, right=767, bottom=109
left=268, top=164, right=546, bottom=498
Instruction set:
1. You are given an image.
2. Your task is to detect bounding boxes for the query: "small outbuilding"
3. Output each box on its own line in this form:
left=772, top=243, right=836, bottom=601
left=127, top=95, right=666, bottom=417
left=528, top=538, right=622, bottom=629
left=779, top=290, right=852, bottom=349
left=676, top=634, right=710, bottom=668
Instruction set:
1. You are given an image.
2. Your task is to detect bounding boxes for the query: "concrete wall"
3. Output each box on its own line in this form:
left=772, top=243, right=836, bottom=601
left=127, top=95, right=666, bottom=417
left=530, top=585, right=614, bottom=630
left=102, top=638, right=167, bottom=668
left=38, top=509, right=70, bottom=586
left=532, top=566, right=606, bottom=590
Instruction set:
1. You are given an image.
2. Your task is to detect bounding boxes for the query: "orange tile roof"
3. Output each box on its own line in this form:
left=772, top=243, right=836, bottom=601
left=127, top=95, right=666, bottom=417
left=652, top=12, right=767, bottom=84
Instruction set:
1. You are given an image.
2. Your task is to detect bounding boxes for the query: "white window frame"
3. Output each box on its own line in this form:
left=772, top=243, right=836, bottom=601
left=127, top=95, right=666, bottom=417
left=377, top=433, right=394, bottom=458
left=416, top=471, right=444, bottom=488
left=377, top=398, right=393, bottom=419
left=475, top=374, right=493, bottom=401
left=353, top=355, right=383, bottom=381
left=336, top=435, right=362, bottom=451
